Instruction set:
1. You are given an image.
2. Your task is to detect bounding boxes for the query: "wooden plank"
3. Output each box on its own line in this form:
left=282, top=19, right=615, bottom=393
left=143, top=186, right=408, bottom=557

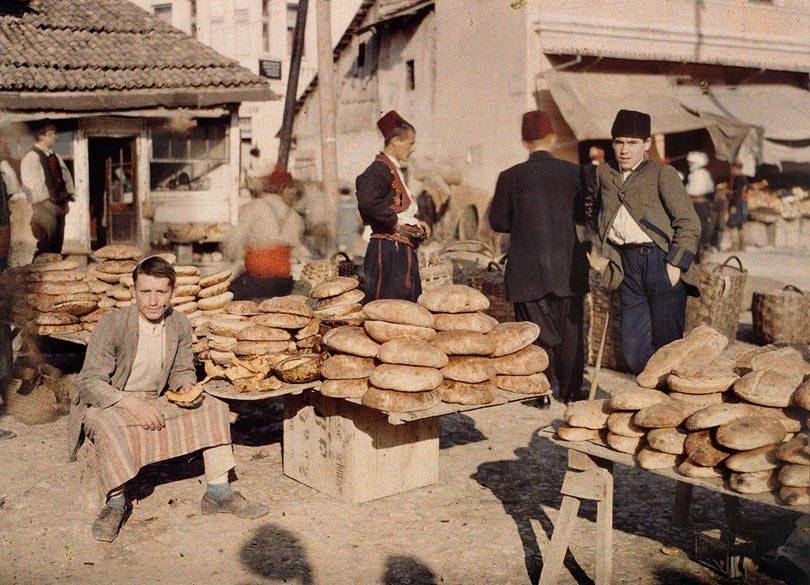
left=283, top=390, right=439, bottom=503
left=538, top=494, right=582, bottom=585
left=560, top=468, right=608, bottom=502
left=595, top=462, right=614, bottom=585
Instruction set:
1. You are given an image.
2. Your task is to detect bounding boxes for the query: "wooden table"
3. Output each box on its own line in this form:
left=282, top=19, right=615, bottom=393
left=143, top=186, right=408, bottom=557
left=283, top=388, right=543, bottom=503
left=536, top=428, right=808, bottom=585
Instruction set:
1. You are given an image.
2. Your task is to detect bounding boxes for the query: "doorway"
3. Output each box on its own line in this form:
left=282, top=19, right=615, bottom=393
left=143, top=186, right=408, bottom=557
left=88, top=137, right=138, bottom=249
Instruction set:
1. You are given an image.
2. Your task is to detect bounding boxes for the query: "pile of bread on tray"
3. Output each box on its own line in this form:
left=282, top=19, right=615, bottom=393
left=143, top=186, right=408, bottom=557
left=315, top=282, right=551, bottom=413
left=558, top=325, right=810, bottom=506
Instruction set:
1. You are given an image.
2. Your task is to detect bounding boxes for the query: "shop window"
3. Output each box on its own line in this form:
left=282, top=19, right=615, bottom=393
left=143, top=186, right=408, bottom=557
left=150, top=119, right=228, bottom=191
left=153, top=3, right=172, bottom=24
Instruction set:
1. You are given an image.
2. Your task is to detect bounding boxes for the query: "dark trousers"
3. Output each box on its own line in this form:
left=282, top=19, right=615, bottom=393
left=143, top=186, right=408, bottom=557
left=31, top=200, right=66, bottom=256
left=693, top=200, right=716, bottom=263
left=514, top=294, right=585, bottom=402
left=362, top=237, right=421, bottom=302
left=618, top=244, right=687, bottom=374
left=229, top=273, right=293, bottom=301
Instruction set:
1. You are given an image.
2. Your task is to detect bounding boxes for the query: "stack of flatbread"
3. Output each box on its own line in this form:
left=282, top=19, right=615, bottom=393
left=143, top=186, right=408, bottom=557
left=168, top=265, right=202, bottom=316
left=310, top=277, right=365, bottom=326
left=89, top=245, right=143, bottom=310
left=25, top=254, right=97, bottom=338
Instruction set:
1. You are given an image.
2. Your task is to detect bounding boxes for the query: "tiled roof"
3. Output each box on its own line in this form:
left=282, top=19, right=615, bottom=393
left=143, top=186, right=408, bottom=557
left=0, top=0, right=274, bottom=109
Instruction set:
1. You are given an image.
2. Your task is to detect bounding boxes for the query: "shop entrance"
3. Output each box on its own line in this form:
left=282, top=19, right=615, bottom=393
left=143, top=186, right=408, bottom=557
left=88, top=137, right=138, bottom=249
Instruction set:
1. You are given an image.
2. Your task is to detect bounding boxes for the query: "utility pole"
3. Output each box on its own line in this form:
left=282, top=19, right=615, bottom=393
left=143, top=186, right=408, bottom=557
left=315, top=0, right=339, bottom=253
left=276, top=0, right=309, bottom=170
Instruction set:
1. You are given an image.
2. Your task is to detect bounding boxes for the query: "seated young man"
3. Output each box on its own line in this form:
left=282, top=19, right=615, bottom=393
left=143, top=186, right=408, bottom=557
left=70, top=256, right=267, bottom=542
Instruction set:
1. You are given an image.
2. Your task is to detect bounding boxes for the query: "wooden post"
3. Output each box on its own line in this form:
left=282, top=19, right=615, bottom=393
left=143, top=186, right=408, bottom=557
left=315, top=0, right=339, bottom=253
left=276, top=0, right=309, bottom=170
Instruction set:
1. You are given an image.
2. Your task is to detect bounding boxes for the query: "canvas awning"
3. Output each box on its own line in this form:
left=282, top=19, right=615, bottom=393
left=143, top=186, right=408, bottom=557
left=544, top=71, right=705, bottom=141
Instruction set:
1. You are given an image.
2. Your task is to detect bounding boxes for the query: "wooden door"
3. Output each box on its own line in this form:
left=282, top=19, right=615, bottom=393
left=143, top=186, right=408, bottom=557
left=105, top=139, right=137, bottom=244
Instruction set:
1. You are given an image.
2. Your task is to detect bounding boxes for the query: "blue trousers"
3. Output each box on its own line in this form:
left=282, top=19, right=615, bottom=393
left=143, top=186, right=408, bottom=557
left=618, top=244, right=687, bottom=374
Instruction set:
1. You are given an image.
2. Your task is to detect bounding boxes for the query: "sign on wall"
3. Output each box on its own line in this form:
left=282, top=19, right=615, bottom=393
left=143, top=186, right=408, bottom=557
left=258, top=59, right=282, bottom=80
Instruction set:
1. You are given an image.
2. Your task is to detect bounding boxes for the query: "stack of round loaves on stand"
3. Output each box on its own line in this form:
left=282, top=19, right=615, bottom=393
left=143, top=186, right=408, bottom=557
left=310, top=276, right=366, bottom=327
left=557, top=326, right=810, bottom=506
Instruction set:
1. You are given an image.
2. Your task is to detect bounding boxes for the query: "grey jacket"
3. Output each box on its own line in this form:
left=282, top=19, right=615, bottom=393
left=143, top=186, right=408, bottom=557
left=67, top=306, right=196, bottom=461
left=596, top=159, right=701, bottom=292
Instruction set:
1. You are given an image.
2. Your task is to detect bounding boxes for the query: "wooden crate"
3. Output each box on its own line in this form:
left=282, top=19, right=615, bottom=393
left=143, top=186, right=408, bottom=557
left=282, top=391, right=439, bottom=503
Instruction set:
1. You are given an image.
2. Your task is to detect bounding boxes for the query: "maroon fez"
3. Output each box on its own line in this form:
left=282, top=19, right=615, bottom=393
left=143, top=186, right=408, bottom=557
left=263, top=166, right=294, bottom=194
left=611, top=109, right=651, bottom=139
left=521, top=110, right=554, bottom=141
left=377, top=110, right=410, bottom=140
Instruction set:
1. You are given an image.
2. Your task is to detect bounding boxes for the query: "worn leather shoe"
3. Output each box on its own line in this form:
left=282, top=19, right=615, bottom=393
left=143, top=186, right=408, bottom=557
left=201, top=491, right=269, bottom=519
left=92, top=505, right=126, bottom=542
left=535, top=394, right=552, bottom=409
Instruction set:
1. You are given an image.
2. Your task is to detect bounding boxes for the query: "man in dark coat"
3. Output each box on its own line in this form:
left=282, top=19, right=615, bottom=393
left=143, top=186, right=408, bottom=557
left=489, top=110, right=589, bottom=403
left=355, top=111, right=427, bottom=302
left=595, top=109, right=701, bottom=374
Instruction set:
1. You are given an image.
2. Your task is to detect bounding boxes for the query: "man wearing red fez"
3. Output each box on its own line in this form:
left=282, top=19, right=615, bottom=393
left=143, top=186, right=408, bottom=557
left=355, top=110, right=426, bottom=302
left=489, top=110, right=589, bottom=405
left=594, top=109, right=700, bottom=374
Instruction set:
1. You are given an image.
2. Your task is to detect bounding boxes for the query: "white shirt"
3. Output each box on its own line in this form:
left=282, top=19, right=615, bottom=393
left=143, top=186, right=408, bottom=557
left=0, top=160, right=21, bottom=196
left=685, top=167, right=715, bottom=198
left=124, top=316, right=166, bottom=394
left=384, top=153, right=418, bottom=227
left=608, top=160, right=653, bottom=245
left=20, top=146, right=75, bottom=204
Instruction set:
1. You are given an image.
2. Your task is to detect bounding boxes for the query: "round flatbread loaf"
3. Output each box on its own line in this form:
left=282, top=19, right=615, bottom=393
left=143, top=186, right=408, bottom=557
left=51, top=299, right=98, bottom=317
left=208, top=315, right=250, bottom=337
left=208, top=333, right=237, bottom=352
left=729, top=470, right=778, bottom=494
left=259, top=295, right=313, bottom=317
left=715, top=416, right=787, bottom=451
left=174, top=265, right=199, bottom=277
left=556, top=425, right=598, bottom=442
left=564, top=399, right=611, bottom=430
left=36, top=323, right=83, bottom=335
left=378, top=338, right=448, bottom=368
left=209, top=349, right=236, bottom=365
left=27, top=259, right=80, bottom=272
left=87, top=279, right=113, bottom=294
left=779, top=486, right=810, bottom=506
left=175, top=275, right=201, bottom=286
left=776, top=434, right=810, bottom=465
left=684, top=403, right=756, bottom=431
left=96, top=259, right=137, bottom=275
left=31, top=252, right=63, bottom=264
left=93, top=244, right=143, bottom=260
left=431, top=331, right=493, bottom=356
left=92, top=270, right=123, bottom=284
left=590, top=429, right=610, bottom=448
left=233, top=340, right=292, bottom=357
left=441, top=356, right=495, bottom=384
left=487, top=322, right=540, bottom=357
left=370, top=364, right=443, bottom=392
left=608, top=387, right=669, bottom=411
left=634, top=400, right=703, bottom=429
left=437, top=380, right=496, bottom=405
left=198, top=281, right=230, bottom=299
left=252, top=312, right=313, bottom=330
left=636, top=325, right=728, bottom=388
left=199, top=269, right=232, bottom=288
left=115, top=300, right=134, bottom=308
left=733, top=369, right=803, bottom=408
left=606, top=432, right=645, bottom=454
left=173, top=301, right=198, bottom=315
left=321, top=355, right=375, bottom=380
left=80, top=308, right=113, bottom=323
left=361, top=387, right=440, bottom=413
left=793, top=379, right=810, bottom=410
left=30, top=281, right=91, bottom=296
left=685, top=430, right=731, bottom=467
left=667, top=362, right=738, bottom=394
left=119, top=275, right=134, bottom=288
left=779, top=464, right=810, bottom=487
left=321, top=326, right=380, bottom=358
left=296, top=318, right=321, bottom=340
left=98, top=297, right=116, bottom=309
left=669, top=392, right=724, bottom=406
left=320, top=378, right=369, bottom=399
left=606, top=411, right=646, bottom=438
left=198, top=291, right=234, bottom=311
left=36, top=312, right=79, bottom=326
left=490, top=345, right=548, bottom=376
left=432, top=312, right=498, bottom=334
left=174, top=284, right=201, bottom=298
left=363, top=299, right=433, bottom=328
left=725, top=444, right=780, bottom=473
left=750, top=346, right=810, bottom=376
left=314, top=303, right=362, bottom=318
left=745, top=405, right=804, bottom=433
left=237, top=325, right=290, bottom=342
left=310, top=277, right=359, bottom=300
left=108, top=287, right=132, bottom=301
left=495, top=372, right=550, bottom=395
left=646, top=428, right=688, bottom=455
left=26, top=269, right=86, bottom=283
left=417, top=285, right=489, bottom=314
left=225, top=300, right=260, bottom=316
left=677, top=460, right=723, bottom=479
left=364, top=320, right=436, bottom=343
left=170, top=295, right=196, bottom=306
left=636, top=448, right=681, bottom=470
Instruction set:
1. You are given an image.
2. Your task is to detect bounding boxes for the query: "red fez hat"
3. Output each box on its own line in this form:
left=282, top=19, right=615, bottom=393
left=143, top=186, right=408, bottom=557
left=521, top=110, right=554, bottom=141
left=263, top=166, right=294, bottom=194
left=377, top=110, right=411, bottom=140
left=611, top=109, right=651, bottom=139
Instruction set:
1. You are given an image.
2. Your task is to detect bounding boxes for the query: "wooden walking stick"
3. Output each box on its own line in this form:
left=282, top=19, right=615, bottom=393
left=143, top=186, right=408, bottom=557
left=588, top=297, right=611, bottom=401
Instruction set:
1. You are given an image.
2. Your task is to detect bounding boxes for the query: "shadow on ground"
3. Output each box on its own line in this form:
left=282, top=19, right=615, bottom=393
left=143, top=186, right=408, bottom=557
left=239, top=523, right=314, bottom=585
left=439, top=413, right=487, bottom=450
left=382, top=555, right=438, bottom=585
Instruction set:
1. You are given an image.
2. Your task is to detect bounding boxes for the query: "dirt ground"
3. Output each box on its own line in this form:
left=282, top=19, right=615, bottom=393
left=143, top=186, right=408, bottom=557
left=1, top=247, right=808, bottom=585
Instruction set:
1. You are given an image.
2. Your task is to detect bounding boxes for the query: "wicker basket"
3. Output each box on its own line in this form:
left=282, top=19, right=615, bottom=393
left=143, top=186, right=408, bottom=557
left=685, top=255, right=748, bottom=342
left=465, top=257, right=515, bottom=323
left=439, top=239, right=496, bottom=283
left=583, top=269, right=628, bottom=372
left=300, top=259, right=338, bottom=288
left=752, top=285, right=810, bottom=344
left=331, top=252, right=357, bottom=278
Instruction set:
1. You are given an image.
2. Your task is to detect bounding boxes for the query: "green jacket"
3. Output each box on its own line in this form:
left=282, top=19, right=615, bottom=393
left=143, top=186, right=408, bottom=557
left=596, top=159, right=701, bottom=292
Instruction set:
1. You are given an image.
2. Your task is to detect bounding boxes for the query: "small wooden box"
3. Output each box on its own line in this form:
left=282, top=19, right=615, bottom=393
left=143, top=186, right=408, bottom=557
left=282, top=391, right=439, bottom=503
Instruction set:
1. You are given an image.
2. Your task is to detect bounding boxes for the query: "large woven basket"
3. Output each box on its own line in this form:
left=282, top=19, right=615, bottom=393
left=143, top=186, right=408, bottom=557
left=583, top=269, right=628, bottom=372
left=685, top=255, right=748, bottom=342
left=465, top=257, right=514, bottom=323
left=331, top=252, right=357, bottom=278
left=439, top=239, right=496, bottom=283
left=752, top=285, right=810, bottom=344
